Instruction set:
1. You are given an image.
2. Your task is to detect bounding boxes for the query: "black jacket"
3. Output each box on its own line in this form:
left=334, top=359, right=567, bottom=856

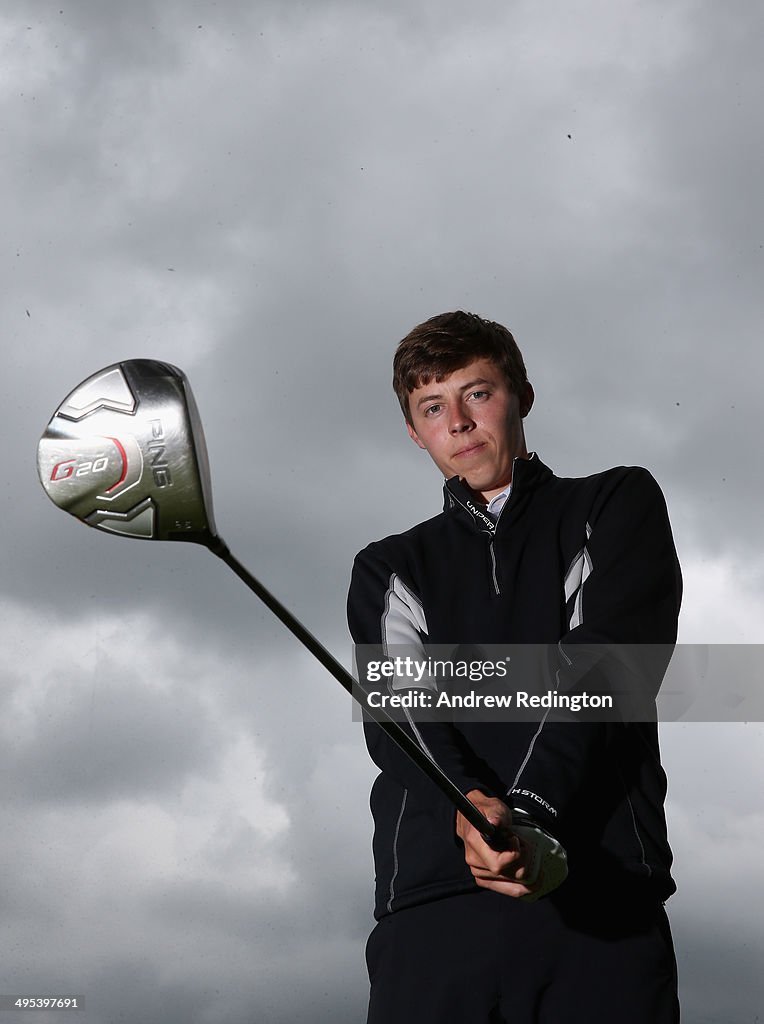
left=347, top=455, right=682, bottom=919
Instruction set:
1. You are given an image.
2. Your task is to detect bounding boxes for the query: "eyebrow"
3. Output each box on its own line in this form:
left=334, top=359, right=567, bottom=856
left=414, top=377, right=494, bottom=408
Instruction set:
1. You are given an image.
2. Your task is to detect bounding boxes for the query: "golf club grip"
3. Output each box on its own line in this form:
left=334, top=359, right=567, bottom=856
left=207, top=536, right=506, bottom=848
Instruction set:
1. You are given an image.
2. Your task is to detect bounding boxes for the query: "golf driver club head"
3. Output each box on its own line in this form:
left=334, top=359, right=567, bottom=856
left=37, top=359, right=217, bottom=544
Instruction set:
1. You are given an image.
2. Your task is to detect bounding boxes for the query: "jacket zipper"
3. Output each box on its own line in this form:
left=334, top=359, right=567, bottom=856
left=488, top=539, right=501, bottom=596
left=487, top=498, right=513, bottom=596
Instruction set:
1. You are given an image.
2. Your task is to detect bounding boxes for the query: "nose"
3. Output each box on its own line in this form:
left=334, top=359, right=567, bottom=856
left=448, top=403, right=475, bottom=434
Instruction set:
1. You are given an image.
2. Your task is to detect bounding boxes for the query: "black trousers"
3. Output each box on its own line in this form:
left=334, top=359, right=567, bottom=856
left=366, top=886, right=680, bottom=1023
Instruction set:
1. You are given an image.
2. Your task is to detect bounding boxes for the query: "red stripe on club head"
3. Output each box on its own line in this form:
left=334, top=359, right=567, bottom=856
left=104, top=436, right=129, bottom=493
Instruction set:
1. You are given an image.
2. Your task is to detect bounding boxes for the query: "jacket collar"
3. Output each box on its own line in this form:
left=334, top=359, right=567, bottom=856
left=442, top=453, right=553, bottom=533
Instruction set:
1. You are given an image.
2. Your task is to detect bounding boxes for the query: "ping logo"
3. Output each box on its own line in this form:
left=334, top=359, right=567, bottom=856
left=148, top=419, right=172, bottom=488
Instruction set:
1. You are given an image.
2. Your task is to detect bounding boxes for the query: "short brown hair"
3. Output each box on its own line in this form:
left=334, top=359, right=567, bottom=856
left=392, top=311, right=528, bottom=424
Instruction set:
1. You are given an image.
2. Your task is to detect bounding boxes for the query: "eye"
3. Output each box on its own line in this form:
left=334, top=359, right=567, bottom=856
left=424, top=403, right=442, bottom=416
left=468, top=390, right=490, bottom=401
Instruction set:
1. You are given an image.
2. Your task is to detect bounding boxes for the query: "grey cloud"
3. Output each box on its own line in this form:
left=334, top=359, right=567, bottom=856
left=0, top=666, right=222, bottom=806
left=672, top=914, right=764, bottom=1024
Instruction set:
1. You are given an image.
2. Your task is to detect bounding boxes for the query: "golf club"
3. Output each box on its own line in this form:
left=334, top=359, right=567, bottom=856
left=37, top=359, right=567, bottom=896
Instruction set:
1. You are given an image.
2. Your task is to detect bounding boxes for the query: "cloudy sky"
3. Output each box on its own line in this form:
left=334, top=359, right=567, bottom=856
left=2, top=1, right=762, bottom=1021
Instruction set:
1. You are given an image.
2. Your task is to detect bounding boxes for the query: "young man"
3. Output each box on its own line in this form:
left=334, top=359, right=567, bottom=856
left=347, top=311, right=682, bottom=1023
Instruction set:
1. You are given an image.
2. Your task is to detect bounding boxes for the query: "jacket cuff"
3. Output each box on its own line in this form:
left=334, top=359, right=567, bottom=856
left=507, top=787, right=559, bottom=836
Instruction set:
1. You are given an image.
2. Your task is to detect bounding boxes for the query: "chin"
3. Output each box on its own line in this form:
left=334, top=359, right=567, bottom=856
left=466, top=480, right=493, bottom=496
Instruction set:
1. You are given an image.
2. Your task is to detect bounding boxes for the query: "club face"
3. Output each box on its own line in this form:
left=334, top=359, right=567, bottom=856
left=37, top=360, right=217, bottom=544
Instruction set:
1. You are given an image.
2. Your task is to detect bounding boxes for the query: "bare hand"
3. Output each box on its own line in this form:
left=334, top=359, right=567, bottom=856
left=455, top=790, right=537, bottom=899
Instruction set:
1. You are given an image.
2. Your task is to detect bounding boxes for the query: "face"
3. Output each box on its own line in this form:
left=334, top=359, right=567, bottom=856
left=405, top=358, right=534, bottom=503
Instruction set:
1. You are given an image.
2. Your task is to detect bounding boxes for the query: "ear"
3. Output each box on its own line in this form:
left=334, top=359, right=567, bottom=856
left=406, top=421, right=427, bottom=450
left=519, top=381, right=535, bottom=419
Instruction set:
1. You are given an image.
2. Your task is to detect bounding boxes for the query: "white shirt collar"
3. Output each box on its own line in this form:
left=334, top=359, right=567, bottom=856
left=486, top=485, right=511, bottom=516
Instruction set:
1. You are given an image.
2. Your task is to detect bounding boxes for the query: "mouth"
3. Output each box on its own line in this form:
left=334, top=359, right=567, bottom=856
left=453, top=442, right=486, bottom=459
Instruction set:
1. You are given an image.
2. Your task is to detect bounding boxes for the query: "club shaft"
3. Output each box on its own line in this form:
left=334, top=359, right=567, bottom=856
left=207, top=536, right=501, bottom=846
